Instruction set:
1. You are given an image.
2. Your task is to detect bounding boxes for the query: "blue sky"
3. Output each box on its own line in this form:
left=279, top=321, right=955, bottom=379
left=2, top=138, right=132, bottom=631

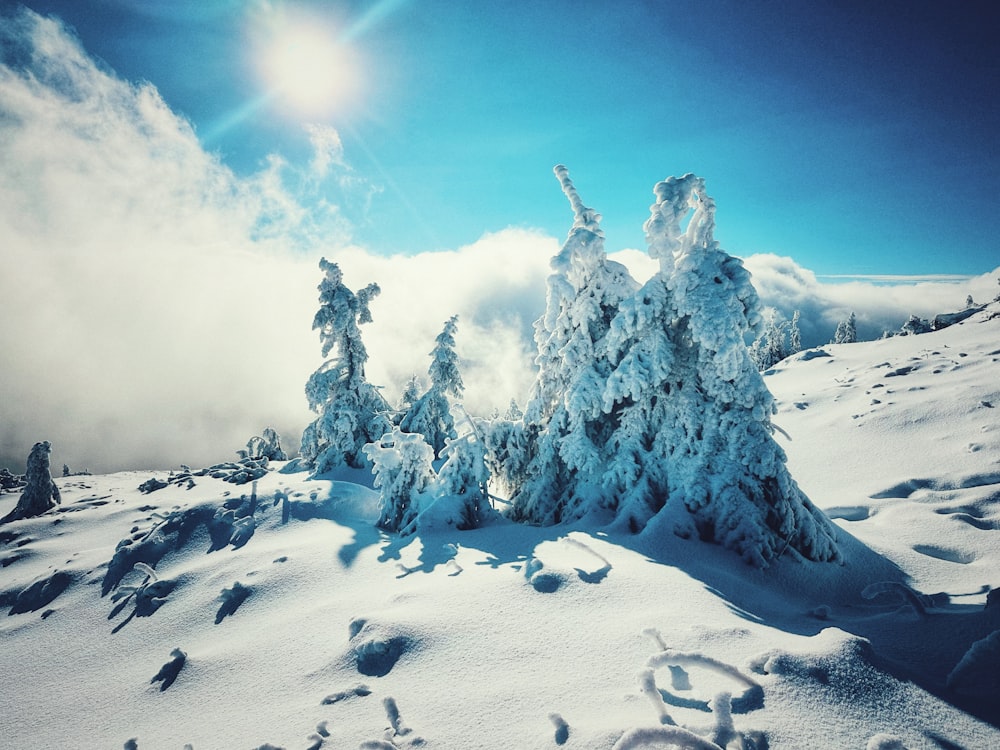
left=8, top=0, right=998, bottom=276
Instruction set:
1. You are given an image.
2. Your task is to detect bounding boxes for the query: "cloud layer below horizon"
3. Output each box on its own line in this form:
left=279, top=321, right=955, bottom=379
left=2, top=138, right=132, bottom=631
left=2, top=9, right=996, bottom=473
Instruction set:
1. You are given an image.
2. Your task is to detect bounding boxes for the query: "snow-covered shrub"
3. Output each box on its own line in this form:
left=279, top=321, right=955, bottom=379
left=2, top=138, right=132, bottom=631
left=365, top=428, right=437, bottom=534
left=481, top=414, right=530, bottom=502
left=0, top=467, right=26, bottom=493
left=1, top=441, right=60, bottom=523
left=301, top=258, right=391, bottom=472
left=433, top=429, right=491, bottom=530
left=399, top=315, right=464, bottom=459
left=242, top=427, right=287, bottom=462
left=899, top=314, right=931, bottom=336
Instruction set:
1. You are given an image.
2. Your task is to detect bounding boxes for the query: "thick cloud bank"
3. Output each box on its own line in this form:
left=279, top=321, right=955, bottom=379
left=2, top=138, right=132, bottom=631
left=742, top=254, right=999, bottom=346
left=0, top=10, right=546, bottom=472
left=1, top=9, right=994, bottom=473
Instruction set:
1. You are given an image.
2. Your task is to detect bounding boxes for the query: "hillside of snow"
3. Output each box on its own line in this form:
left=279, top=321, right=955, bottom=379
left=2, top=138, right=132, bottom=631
left=2, top=306, right=999, bottom=750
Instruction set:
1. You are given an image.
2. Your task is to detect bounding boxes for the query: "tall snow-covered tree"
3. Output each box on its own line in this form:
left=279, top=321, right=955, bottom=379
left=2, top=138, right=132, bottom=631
left=621, top=174, right=840, bottom=565
left=399, top=315, right=464, bottom=459
left=300, top=258, right=391, bottom=472
left=789, top=310, right=802, bottom=354
left=1, top=441, right=60, bottom=523
left=511, top=166, right=638, bottom=524
left=833, top=312, right=858, bottom=344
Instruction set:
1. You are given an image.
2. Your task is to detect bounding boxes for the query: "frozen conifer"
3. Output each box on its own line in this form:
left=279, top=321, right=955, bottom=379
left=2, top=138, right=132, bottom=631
left=749, top=311, right=788, bottom=371
left=789, top=310, right=802, bottom=354
left=833, top=312, right=857, bottom=344
left=2, top=441, right=61, bottom=523
left=365, top=428, right=436, bottom=534
left=300, top=258, right=391, bottom=472
left=629, top=174, right=839, bottom=565
left=399, top=315, right=464, bottom=458
left=512, top=166, right=638, bottom=524
left=506, top=169, right=841, bottom=566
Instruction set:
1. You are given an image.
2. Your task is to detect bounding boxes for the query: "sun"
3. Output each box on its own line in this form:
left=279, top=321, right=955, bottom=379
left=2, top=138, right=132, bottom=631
left=256, top=20, right=362, bottom=118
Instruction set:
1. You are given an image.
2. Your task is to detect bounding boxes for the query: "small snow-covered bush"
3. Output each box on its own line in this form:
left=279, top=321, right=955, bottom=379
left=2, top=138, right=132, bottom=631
left=242, top=427, right=287, bottom=461
left=433, top=430, right=492, bottom=531
left=365, top=429, right=436, bottom=534
left=0, top=467, right=26, bottom=493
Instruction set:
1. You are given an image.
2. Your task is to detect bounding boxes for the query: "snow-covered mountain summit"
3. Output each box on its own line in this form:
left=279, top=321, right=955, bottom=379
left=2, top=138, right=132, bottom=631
left=1, top=306, right=998, bottom=750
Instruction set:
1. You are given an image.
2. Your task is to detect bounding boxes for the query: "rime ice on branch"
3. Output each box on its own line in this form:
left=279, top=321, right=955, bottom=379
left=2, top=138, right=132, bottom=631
left=300, top=258, right=391, bottom=472
left=1, top=441, right=61, bottom=523
left=507, top=169, right=841, bottom=566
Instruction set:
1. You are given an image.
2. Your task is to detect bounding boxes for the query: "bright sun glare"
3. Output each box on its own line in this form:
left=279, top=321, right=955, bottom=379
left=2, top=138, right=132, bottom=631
left=259, top=21, right=362, bottom=118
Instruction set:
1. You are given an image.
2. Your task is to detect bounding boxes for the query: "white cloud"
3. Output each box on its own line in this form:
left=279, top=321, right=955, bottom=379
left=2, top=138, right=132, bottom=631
left=0, top=9, right=550, bottom=472
left=742, top=253, right=1000, bottom=346
left=0, top=10, right=333, bottom=472
left=330, top=229, right=553, bottom=415
left=305, top=123, right=345, bottom=179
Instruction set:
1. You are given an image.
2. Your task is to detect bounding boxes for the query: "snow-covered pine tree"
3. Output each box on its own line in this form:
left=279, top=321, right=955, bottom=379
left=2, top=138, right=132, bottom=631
left=397, top=375, right=422, bottom=418
left=833, top=311, right=857, bottom=344
left=644, top=175, right=840, bottom=566
left=399, top=315, right=464, bottom=459
left=511, top=166, right=638, bottom=524
left=789, top=310, right=802, bottom=354
left=300, top=258, right=391, bottom=472
left=1, top=441, right=60, bottom=523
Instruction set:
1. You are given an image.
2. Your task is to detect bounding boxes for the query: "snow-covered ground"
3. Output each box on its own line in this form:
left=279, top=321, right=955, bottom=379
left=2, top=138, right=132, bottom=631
left=2, top=306, right=998, bottom=750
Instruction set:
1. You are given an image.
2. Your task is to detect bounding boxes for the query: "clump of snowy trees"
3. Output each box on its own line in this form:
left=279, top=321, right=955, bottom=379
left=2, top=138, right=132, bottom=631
left=299, top=167, right=842, bottom=567
left=298, top=267, right=489, bottom=533
left=749, top=310, right=802, bottom=371
left=833, top=312, right=858, bottom=344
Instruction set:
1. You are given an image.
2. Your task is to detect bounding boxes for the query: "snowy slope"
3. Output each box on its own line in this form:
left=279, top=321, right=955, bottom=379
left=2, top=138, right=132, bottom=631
left=2, top=307, right=999, bottom=750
